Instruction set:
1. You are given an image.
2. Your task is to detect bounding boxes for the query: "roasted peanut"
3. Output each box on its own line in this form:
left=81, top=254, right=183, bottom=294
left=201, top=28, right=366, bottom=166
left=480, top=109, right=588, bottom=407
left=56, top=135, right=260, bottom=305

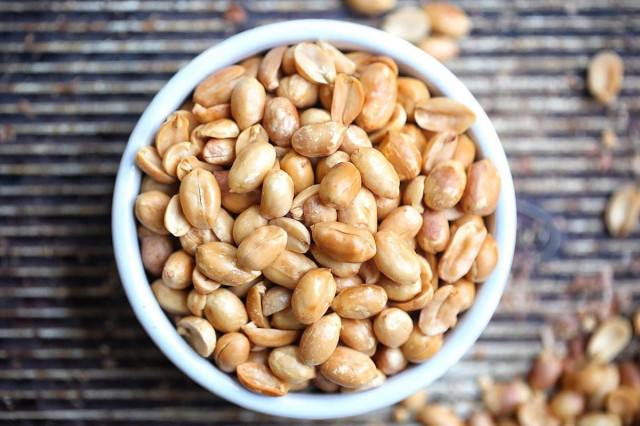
left=373, top=229, right=420, bottom=286
left=374, top=346, right=408, bottom=376
left=397, top=77, right=431, bottom=122
left=318, top=162, right=361, bottom=209
left=299, top=313, right=341, bottom=366
left=177, top=316, right=216, bottom=357
left=292, top=122, right=346, bottom=157
left=302, top=194, right=337, bottom=227
left=262, top=286, right=292, bottom=317
left=228, top=141, right=276, bottom=193
left=135, top=190, right=171, bottom=235
left=161, top=250, right=194, bottom=290
left=379, top=205, right=423, bottom=241
left=268, top=346, right=316, bottom=384
left=179, top=169, right=221, bottom=229
left=263, top=97, right=300, bottom=146
left=192, top=268, right=221, bottom=294
left=268, top=217, right=310, bottom=253
left=331, top=284, right=388, bottom=319
left=339, top=126, right=373, bottom=157
left=377, top=131, right=422, bottom=181
left=151, top=279, right=190, bottom=315
left=438, top=221, right=487, bottom=283
left=257, top=45, right=287, bottom=92
left=378, top=275, right=421, bottom=303
left=262, top=249, right=317, bottom=289
left=237, top=361, right=290, bottom=396
left=356, top=63, right=397, bottom=132
left=415, top=97, right=476, bottom=134
left=351, top=147, right=400, bottom=199
left=138, top=226, right=173, bottom=276
left=461, top=159, right=500, bottom=216
left=604, top=184, right=640, bottom=238
left=401, top=326, right=443, bottom=363
left=331, top=73, right=364, bottom=126
left=417, top=404, right=465, bottom=426
left=214, top=170, right=261, bottom=214
left=196, top=242, right=260, bottom=286
left=311, top=221, right=376, bottom=263
left=237, top=225, right=287, bottom=271
left=294, top=42, right=336, bottom=85
left=204, top=288, right=248, bottom=333
left=291, top=268, right=337, bottom=325
left=337, top=186, right=378, bottom=233
left=320, top=346, right=377, bottom=388
left=280, top=151, right=314, bottom=194
left=310, top=245, right=361, bottom=278
left=587, top=50, right=624, bottom=106
left=315, top=150, right=350, bottom=183
left=241, top=321, right=301, bottom=348
left=194, top=65, right=246, bottom=107
left=214, top=332, right=250, bottom=372
left=299, top=107, right=331, bottom=126
left=345, top=0, right=396, bottom=15
left=373, top=308, right=413, bottom=348
left=467, top=234, right=498, bottom=282
left=424, top=159, right=467, bottom=211
left=136, top=146, right=177, bottom=184
left=276, top=74, right=318, bottom=109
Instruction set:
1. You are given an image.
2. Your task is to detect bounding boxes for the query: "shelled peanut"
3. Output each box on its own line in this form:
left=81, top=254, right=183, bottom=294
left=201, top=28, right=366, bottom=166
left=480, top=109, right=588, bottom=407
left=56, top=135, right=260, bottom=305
left=134, top=40, right=501, bottom=396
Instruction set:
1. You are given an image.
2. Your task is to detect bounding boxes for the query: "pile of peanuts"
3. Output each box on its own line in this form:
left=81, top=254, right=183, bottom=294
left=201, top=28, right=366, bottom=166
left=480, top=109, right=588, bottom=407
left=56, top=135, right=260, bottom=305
left=134, top=40, right=501, bottom=396
left=396, top=312, right=640, bottom=426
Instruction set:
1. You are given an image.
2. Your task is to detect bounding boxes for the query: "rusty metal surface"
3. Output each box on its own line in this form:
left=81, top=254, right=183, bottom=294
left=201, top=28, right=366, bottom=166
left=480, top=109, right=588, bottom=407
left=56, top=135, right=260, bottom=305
left=1, top=0, right=639, bottom=423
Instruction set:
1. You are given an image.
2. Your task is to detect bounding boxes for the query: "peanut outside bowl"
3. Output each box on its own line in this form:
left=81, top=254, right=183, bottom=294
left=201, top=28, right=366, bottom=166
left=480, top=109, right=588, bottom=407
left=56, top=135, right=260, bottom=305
left=112, top=19, right=517, bottom=420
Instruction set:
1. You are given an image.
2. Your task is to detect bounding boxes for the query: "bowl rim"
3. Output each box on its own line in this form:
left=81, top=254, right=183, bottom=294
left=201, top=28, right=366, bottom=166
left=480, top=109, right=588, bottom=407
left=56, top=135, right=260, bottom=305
left=112, top=19, right=517, bottom=420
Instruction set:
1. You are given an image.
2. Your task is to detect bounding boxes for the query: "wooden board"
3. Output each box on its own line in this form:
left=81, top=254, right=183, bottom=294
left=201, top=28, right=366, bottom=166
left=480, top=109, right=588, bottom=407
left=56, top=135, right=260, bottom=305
left=1, top=0, right=639, bottom=422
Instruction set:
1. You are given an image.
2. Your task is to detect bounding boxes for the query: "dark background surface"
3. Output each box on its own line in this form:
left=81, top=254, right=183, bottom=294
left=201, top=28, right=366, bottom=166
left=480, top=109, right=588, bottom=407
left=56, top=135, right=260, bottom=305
left=1, top=0, right=639, bottom=423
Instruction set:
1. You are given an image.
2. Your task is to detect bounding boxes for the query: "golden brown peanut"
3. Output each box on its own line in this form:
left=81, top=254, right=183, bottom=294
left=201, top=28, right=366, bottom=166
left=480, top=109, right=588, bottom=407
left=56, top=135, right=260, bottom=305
left=453, top=134, right=476, bottom=168
left=302, top=194, right=337, bottom=227
left=345, top=0, right=395, bottom=15
left=416, top=404, right=464, bottom=426
left=576, top=413, right=622, bottom=426
left=340, top=318, right=377, bottom=353
left=196, top=242, right=260, bottom=286
left=294, top=42, right=336, bottom=85
left=340, top=369, right=386, bottom=393
left=276, top=74, right=318, bottom=108
left=270, top=307, right=305, bottom=330
left=528, top=349, right=563, bottom=391
left=423, top=2, right=471, bottom=38
left=335, top=275, right=364, bottom=292
left=378, top=275, right=421, bottom=302
left=318, top=162, right=362, bottom=209
left=201, top=138, right=235, bottom=166
left=318, top=83, right=333, bottom=110
left=235, top=123, right=268, bottom=156
left=262, top=286, right=292, bottom=317
left=586, top=316, right=632, bottom=364
left=299, top=313, right=341, bottom=366
left=139, top=174, right=179, bottom=196
left=241, top=321, right=301, bottom=347
left=587, top=50, right=624, bottom=106
left=467, top=234, right=498, bottom=282
left=164, top=195, right=191, bottom=237
left=377, top=131, right=422, bottom=181
left=228, top=141, right=276, bottom=193
left=162, top=141, right=201, bottom=177
left=179, top=169, right=221, bottom=229
left=310, top=245, right=361, bottom=278
left=368, top=103, right=408, bottom=144
left=331, top=284, right=387, bottom=319
left=176, top=156, right=221, bottom=181
left=299, top=107, right=331, bottom=126
left=397, top=77, right=430, bottom=122
left=138, top=227, right=173, bottom=276
left=168, top=109, right=198, bottom=133
left=315, top=151, right=350, bottom=183
left=194, top=65, right=246, bottom=107
left=179, top=227, right=217, bottom=256
left=257, top=45, right=287, bottom=92
left=204, top=288, right=248, bottom=332
left=375, top=194, right=401, bottom=221
left=467, top=412, right=498, bottom=426
left=311, top=221, right=376, bottom=263
left=373, top=346, right=408, bottom=376
left=379, top=206, right=423, bottom=241
left=549, top=391, right=585, bottom=421
left=337, top=186, right=378, bottom=234
left=135, top=190, right=171, bottom=235
left=356, top=63, right=397, bottom=132
left=136, top=146, right=177, bottom=184
left=415, top=97, right=476, bottom=134
left=331, top=73, right=364, bottom=126
left=400, top=389, right=428, bottom=412
left=389, top=275, right=435, bottom=312
left=438, top=220, right=487, bottom=283
left=263, top=250, right=317, bottom=289
left=230, top=76, right=266, bottom=130
left=237, top=361, right=290, bottom=396
left=281, top=46, right=297, bottom=75
left=192, top=268, right=221, bottom=294
left=263, top=97, right=300, bottom=146
left=452, top=278, right=475, bottom=312
left=604, top=184, right=640, bottom=238
left=320, top=346, right=377, bottom=388
left=192, top=102, right=231, bottom=123
left=293, top=185, right=321, bottom=220
left=317, top=41, right=356, bottom=75
left=260, top=169, right=294, bottom=219
left=402, top=123, right=428, bottom=153
left=155, top=114, right=190, bottom=156
left=422, top=131, right=459, bottom=174
left=401, top=326, right=443, bottom=363
left=292, top=122, right=346, bottom=157
left=215, top=332, right=250, bottom=372
left=237, top=226, right=287, bottom=271
left=339, top=124, right=372, bottom=155
left=177, top=316, right=216, bottom=357
left=280, top=151, right=314, bottom=194
left=419, top=36, right=461, bottom=63
left=268, top=217, right=310, bottom=254
left=403, top=175, right=426, bottom=214
left=419, top=285, right=465, bottom=336
left=417, top=209, right=450, bottom=254
left=424, top=159, right=467, bottom=211
left=240, top=55, right=261, bottom=78
left=373, top=229, right=420, bottom=285
left=161, top=250, right=194, bottom=290
left=231, top=278, right=268, bottom=301
left=292, top=268, right=337, bottom=325
left=151, top=279, right=190, bottom=315
left=205, top=209, right=232, bottom=245
left=196, top=119, right=240, bottom=141
left=605, top=387, right=638, bottom=424
left=351, top=147, right=400, bottom=199
left=373, top=308, right=413, bottom=348
left=213, top=170, right=261, bottom=213
left=232, top=205, right=268, bottom=245
left=268, top=346, right=316, bottom=383
left=314, top=372, right=340, bottom=393
left=461, top=159, right=500, bottom=216
left=382, top=4, right=430, bottom=42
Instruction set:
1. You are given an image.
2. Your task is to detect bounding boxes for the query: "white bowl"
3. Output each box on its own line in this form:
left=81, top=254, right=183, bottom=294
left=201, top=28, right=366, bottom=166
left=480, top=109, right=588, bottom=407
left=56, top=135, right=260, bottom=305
left=112, top=19, right=516, bottom=420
